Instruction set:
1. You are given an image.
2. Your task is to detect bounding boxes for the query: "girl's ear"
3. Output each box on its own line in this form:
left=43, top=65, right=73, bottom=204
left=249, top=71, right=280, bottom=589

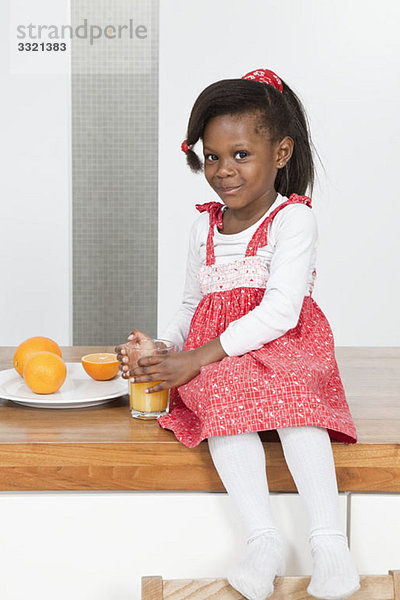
left=276, top=136, right=294, bottom=167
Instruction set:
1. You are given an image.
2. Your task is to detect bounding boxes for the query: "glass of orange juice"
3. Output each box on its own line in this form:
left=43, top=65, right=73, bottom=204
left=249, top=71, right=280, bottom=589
left=124, top=338, right=175, bottom=420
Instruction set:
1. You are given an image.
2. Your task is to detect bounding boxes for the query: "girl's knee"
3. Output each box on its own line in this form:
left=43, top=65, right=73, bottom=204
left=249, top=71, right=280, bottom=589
left=276, top=425, right=329, bottom=441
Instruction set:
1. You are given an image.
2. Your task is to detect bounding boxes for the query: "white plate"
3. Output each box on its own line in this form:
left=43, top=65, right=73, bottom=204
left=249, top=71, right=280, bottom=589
left=0, top=363, right=128, bottom=409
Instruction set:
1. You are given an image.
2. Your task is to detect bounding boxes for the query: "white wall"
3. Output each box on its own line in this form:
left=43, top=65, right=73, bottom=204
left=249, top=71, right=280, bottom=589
left=0, top=0, right=72, bottom=346
left=350, top=494, right=400, bottom=573
left=158, top=0, right=400, bottom=346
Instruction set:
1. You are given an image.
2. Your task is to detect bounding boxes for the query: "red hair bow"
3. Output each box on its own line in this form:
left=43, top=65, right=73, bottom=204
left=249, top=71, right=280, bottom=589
left=181, top=139, right=192, bottom=154
left=242, top=69, right=283, bottom=93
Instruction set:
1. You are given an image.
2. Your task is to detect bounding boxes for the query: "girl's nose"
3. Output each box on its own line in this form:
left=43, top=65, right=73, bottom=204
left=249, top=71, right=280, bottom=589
left=215, top=158, right=236, bottom=177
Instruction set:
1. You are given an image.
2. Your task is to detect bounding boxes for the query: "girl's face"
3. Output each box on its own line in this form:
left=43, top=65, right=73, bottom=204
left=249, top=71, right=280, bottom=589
left=202, top=111, right=292, bottom=217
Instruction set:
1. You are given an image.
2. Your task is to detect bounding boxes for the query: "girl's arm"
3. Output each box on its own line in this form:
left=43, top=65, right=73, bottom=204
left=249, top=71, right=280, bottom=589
left=218, top=204, right=318, bottom=356
left=159, top=217, right=204, bottom=352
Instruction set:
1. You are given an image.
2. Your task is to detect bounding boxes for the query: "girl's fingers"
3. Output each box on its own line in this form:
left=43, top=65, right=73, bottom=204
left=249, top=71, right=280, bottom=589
left=127, top=329, right=149, bottom=342
left=115, top=345, right=127, bottom=364
left=131, top=374, right=161, bottom=384
left=131, top=365, right=162, bottom=378
left=137, top=355, right=164, bottom=367
left=128, top=356, right=168, bottom=382
left=143, top=381, right=169, bottom=393
left=134, top=359, right=165, bottom=373
left=130, top=362, right=165, bottom=381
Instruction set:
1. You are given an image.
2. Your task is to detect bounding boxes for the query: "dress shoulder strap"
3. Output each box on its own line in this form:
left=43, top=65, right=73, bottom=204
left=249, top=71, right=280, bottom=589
left=195, top=202, right=224, bottom=266
left=245, top=193, right=312, bottom=257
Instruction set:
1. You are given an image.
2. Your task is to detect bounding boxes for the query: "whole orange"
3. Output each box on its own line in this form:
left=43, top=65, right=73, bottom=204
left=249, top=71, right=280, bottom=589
left=23, top=351, right=67, bottom=394
left=13, top=336, right=62, bottom=377
left=81, top=353, right=120, bottom=380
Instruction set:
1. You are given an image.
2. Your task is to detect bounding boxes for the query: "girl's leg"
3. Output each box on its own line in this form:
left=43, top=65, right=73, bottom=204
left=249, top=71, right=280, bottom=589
left=207, top=432, right=284, bottom=600
left=276, top=425, right=360, bottom=600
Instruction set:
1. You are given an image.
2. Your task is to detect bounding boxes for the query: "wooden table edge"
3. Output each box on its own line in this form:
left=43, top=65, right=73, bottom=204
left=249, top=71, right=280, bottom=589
left=0, top=441, right=399, bottom=492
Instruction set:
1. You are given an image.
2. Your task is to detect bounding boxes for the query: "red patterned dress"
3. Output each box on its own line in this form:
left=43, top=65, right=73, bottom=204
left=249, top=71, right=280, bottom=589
left=158, top=194, right=357, bottom=448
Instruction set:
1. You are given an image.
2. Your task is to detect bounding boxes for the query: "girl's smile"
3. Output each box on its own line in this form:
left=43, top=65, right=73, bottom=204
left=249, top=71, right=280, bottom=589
left=202, top=111, right=293, bottom=228
left=218, top=185, right=242, bottom=195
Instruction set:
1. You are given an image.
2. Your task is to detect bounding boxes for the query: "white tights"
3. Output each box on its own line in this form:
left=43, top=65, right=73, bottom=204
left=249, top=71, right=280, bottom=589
left=207, top=426, right=343, bottom=541
left=207, top=427, right=360, bottom=600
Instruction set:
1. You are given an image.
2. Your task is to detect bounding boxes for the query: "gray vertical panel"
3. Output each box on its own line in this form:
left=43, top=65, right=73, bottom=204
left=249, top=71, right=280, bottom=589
left=71, top=0, right=158, bottom=345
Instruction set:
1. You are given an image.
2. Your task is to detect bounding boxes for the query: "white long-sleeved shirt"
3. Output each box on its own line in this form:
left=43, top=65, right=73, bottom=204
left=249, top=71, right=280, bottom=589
left=161, top=193, right=318, bottom=356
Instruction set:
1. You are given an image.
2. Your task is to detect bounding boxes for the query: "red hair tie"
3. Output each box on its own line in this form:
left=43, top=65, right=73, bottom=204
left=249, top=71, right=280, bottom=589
left=181, top=139, right=192, bottom=154
left=241, top=68, right=283, bottom=93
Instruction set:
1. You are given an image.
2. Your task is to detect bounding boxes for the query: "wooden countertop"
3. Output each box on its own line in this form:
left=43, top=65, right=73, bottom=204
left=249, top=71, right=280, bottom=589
left=0, top=346, right=399, bottom=492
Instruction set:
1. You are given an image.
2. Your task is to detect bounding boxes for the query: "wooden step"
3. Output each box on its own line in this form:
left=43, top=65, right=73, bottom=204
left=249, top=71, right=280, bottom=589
left=142, top=570, right=400, bottom=599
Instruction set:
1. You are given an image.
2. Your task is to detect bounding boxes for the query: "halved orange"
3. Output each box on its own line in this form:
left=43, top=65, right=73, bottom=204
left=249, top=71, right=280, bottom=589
left=81, top=353, right=120, bottom=381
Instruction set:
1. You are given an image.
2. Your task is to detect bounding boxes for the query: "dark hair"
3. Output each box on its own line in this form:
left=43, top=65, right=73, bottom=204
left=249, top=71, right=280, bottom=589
left=183, top=77, right=321, bottom=197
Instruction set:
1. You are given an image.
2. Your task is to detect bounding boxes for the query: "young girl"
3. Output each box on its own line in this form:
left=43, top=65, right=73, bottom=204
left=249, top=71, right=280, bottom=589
left=116, top=68, right=360, bottom=600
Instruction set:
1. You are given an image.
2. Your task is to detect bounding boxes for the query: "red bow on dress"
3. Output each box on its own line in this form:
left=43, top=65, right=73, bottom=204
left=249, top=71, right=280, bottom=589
left=195, top=195, right=312, bottom=251
left=195, top=202, right=224, bottom=229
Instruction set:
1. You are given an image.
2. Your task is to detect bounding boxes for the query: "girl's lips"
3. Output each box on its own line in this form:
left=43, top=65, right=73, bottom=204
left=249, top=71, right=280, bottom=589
left=218, top=185, right=242, bottom=195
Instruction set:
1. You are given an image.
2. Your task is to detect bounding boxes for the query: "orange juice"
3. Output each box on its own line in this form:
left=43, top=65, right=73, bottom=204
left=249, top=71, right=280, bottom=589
left=121, top=337, right=175, bottom=419
left=129, top=380, right=169, bottom=418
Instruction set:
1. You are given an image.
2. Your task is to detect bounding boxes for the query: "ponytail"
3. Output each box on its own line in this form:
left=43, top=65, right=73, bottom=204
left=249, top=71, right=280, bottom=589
left=273, top=81, right=315, bottom=197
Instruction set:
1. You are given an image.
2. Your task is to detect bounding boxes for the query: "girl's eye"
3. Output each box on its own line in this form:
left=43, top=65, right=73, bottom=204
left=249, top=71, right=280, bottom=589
left=205, top=151, right=248, bottom=162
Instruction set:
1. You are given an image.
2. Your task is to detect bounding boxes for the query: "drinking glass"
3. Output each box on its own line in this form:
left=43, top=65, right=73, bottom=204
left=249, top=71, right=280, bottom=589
left=124, top=338, right=175, bottom=420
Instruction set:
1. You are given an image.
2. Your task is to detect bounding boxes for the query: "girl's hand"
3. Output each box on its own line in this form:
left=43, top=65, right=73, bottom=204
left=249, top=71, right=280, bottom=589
left=130, top=350, right=201, bottom=393
left=115, top=330, right=156, bottom=380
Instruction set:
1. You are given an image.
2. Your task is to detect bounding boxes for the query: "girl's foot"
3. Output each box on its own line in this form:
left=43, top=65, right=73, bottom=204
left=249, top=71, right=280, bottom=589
left=307, top=531, right=360, bottom=600
left=227, top=529, right=285, bottom=600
